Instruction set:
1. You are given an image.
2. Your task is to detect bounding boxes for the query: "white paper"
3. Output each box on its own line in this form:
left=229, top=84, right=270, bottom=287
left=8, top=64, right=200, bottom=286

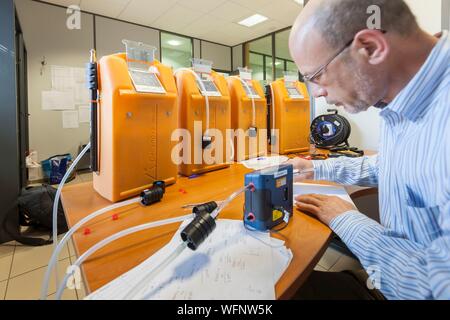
left=86, top=219, right=293, bottom=300
left=72, top=67, right=86, bottom=84
left=51, top=65, right=74, bottom=91
left=78, top=106, right=91, bottom=123
left=240, top=156, right=289, bottom=170
left=42, top=91, right=74, bottom=110
left=270, top=238, right=293, bottom=283
left=62, top=110, right=79, bottom=128
left=74, top=83, right=90, bottom=104
left=293, top=183, right=355, bottom=204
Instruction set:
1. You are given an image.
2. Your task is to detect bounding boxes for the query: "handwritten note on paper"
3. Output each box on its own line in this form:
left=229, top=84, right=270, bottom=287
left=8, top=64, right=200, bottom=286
left=86, top=219, right=286, bottom=300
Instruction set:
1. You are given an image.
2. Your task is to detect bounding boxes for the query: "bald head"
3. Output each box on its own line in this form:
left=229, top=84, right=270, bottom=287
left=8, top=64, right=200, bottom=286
left=290, top=0, right=418, bottom=51
left=287, top=0, right=425, bottom=114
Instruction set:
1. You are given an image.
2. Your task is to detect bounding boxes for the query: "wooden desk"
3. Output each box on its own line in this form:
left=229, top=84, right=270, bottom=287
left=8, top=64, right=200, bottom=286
left=62, top=163, right=332, bottom=300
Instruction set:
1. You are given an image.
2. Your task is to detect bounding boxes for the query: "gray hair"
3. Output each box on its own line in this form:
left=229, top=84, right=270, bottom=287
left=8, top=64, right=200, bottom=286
left=312, top=0, right=419, bottom=48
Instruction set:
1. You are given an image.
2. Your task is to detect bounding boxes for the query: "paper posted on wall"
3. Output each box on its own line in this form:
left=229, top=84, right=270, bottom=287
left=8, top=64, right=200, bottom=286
left=62, top=110, right=79, bottom=128
left=42, top=91, right=75, bottom=110
left=78, top=105, right=91, bottom=123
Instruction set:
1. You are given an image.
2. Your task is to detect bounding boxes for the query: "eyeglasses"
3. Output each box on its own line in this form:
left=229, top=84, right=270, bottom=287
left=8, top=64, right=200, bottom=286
left=303, top=29, right=387, bottom=85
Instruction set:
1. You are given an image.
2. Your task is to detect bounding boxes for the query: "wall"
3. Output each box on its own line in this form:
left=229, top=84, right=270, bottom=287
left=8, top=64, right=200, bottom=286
left=95, top=16, right=160, bottom=60
left=0, top=0, right=19, bottom=243
left=232, top=45, right=243, bottom=71
left=313, top=0, right=443, bottom=151
left=200, top=41, right=231, bottom=71
left=15, top=0, right=94, bottom=161
left=406, top=0, right=442, bottom=34
left=15, top=0, right=234, bottom=162
left=193, top=39, right=201, bottom=59
left=443, top=0, right=450, bottom=30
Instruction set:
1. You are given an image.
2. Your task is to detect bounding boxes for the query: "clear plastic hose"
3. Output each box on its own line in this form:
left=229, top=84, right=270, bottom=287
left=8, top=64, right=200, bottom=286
left=54, top=214, right=193, bottom=300
left=210, top=184, right=251, bottom=219
left=174, top=68, right=210, bottom=131
left=230, top=76, right=256, bottom=127
left=41, top=196, right=141, bottom=300
left=52, top=142, right=91, bottom=288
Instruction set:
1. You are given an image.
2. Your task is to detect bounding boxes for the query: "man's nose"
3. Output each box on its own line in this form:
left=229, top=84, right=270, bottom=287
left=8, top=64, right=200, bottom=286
left=309, top=83, right=328, bottom=98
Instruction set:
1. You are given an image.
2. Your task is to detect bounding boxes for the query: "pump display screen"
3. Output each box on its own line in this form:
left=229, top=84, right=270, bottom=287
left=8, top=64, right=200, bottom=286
left=197, top=79, right=222, bottom=97
left=129, top=70, right=166, bottom=94
left=287, top=87, right=304, bottom=99
left=244, top=84, right=260, bottom=99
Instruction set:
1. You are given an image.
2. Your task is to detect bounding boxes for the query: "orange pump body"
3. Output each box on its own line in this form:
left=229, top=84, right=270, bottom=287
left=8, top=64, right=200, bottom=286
left=227, top=78, right=268, bottom=161
left=270, top=80, right=310, bottom=155
left=175, top=70, right=231, bottom=176
left=93, top=53, right=178, bottom=202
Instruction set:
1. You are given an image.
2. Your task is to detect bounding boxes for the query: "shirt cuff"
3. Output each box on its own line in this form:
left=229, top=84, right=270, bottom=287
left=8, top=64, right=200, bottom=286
left=329, top=210, right=384, bottom=247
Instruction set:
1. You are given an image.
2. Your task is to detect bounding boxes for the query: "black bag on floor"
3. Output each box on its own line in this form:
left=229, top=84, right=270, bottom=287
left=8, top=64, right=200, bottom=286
left=3, top=184, right=68, bottom=246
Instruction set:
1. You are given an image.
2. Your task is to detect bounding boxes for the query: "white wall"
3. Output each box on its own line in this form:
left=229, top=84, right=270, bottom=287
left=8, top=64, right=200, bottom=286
left=313, top=0, right=443, bottom=151
left=193, top=39, right=201, bottom=59
left=444, top=0, right=450, bottom=30
left=232, top=45, right=243, bottom=71
left=15, top=0, right=94, bottom=161
left=201, top=41, right=231, bottom=71
left=406, top=0, right=442, bottom=34
left=96, top=16, right=160, bottom=60
left=16, top=0, right=234, bottom=162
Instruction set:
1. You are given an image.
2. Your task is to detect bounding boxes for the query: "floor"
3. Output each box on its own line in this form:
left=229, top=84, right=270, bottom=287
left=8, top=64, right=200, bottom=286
left=0, top=172, right=362, bottom=300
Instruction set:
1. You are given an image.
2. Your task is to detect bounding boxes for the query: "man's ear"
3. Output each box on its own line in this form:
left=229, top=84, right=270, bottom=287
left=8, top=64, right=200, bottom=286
left=353, top=29, right=389, bottom=65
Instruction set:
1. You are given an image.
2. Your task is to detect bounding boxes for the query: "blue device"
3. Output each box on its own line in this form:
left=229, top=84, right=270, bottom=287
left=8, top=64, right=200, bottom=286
left=244, top=164, right=294, bottom=231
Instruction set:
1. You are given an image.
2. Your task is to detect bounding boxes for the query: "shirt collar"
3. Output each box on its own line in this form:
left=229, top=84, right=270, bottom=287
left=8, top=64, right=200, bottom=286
left=382, top=30, right=450, bottom=121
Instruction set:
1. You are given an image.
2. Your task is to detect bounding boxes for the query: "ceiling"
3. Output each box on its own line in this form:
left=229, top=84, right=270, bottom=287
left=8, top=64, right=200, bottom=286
left=43, top=0, right=304, bottom=46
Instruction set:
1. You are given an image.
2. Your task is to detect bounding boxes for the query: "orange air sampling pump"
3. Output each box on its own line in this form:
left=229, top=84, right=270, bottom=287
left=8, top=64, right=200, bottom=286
left=268, top=73, right=311, bottom=155
left=91, top=40, right=178, bottom=202
left=174, top=59, right=231, bottom=177
left=227, top=68, right=268, bottom=162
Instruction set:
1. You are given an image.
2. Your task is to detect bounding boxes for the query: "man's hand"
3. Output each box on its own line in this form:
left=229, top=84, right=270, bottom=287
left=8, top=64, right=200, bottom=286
left=294, top=194, right=356, bottom=226
left=286, top=157, right=314, bottom=181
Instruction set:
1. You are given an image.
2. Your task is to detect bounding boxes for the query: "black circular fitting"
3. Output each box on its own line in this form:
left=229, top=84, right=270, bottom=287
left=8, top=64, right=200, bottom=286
left=192, top=201, right=218, bottom=216
left=180, top=212, right=216, bottom=251
left=140, top=181, right=165, bottom=206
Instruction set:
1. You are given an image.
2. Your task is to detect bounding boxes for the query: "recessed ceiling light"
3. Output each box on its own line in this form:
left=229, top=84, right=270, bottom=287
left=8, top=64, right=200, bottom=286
left=238, top=14, right=268, bottom=27
left=167, top=40, right=182, bottom=46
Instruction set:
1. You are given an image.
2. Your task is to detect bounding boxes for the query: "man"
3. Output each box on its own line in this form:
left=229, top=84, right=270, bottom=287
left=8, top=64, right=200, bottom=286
left=288, top=0, right=450, bottom=299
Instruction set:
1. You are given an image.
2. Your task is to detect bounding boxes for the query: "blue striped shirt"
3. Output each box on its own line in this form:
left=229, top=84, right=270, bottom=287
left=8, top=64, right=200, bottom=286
left=312, top=31, right=450, bottom=300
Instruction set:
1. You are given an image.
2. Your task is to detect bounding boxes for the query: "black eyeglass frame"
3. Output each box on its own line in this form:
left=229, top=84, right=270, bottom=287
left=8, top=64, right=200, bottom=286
left=303, top=29, right=387, bottom=84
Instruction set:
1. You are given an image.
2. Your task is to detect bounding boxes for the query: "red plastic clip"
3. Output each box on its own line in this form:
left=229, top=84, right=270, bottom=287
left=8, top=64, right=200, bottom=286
left=249, top=183, right=256, bottom=192
left=112, top=214, right=119, bottom=221
left=179, top=188, right=187, bottom=194
left=83, top=228, right=91, bottom=236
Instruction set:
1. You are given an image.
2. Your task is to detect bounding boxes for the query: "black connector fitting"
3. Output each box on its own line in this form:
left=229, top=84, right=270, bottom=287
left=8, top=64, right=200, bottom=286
left=86, top=62, right=98, bottom=90
left=180, top=211, right=216, bottom=251
left=140, top=181, right=166, bottom=206
left=192, top=201, right=218, bottom=215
